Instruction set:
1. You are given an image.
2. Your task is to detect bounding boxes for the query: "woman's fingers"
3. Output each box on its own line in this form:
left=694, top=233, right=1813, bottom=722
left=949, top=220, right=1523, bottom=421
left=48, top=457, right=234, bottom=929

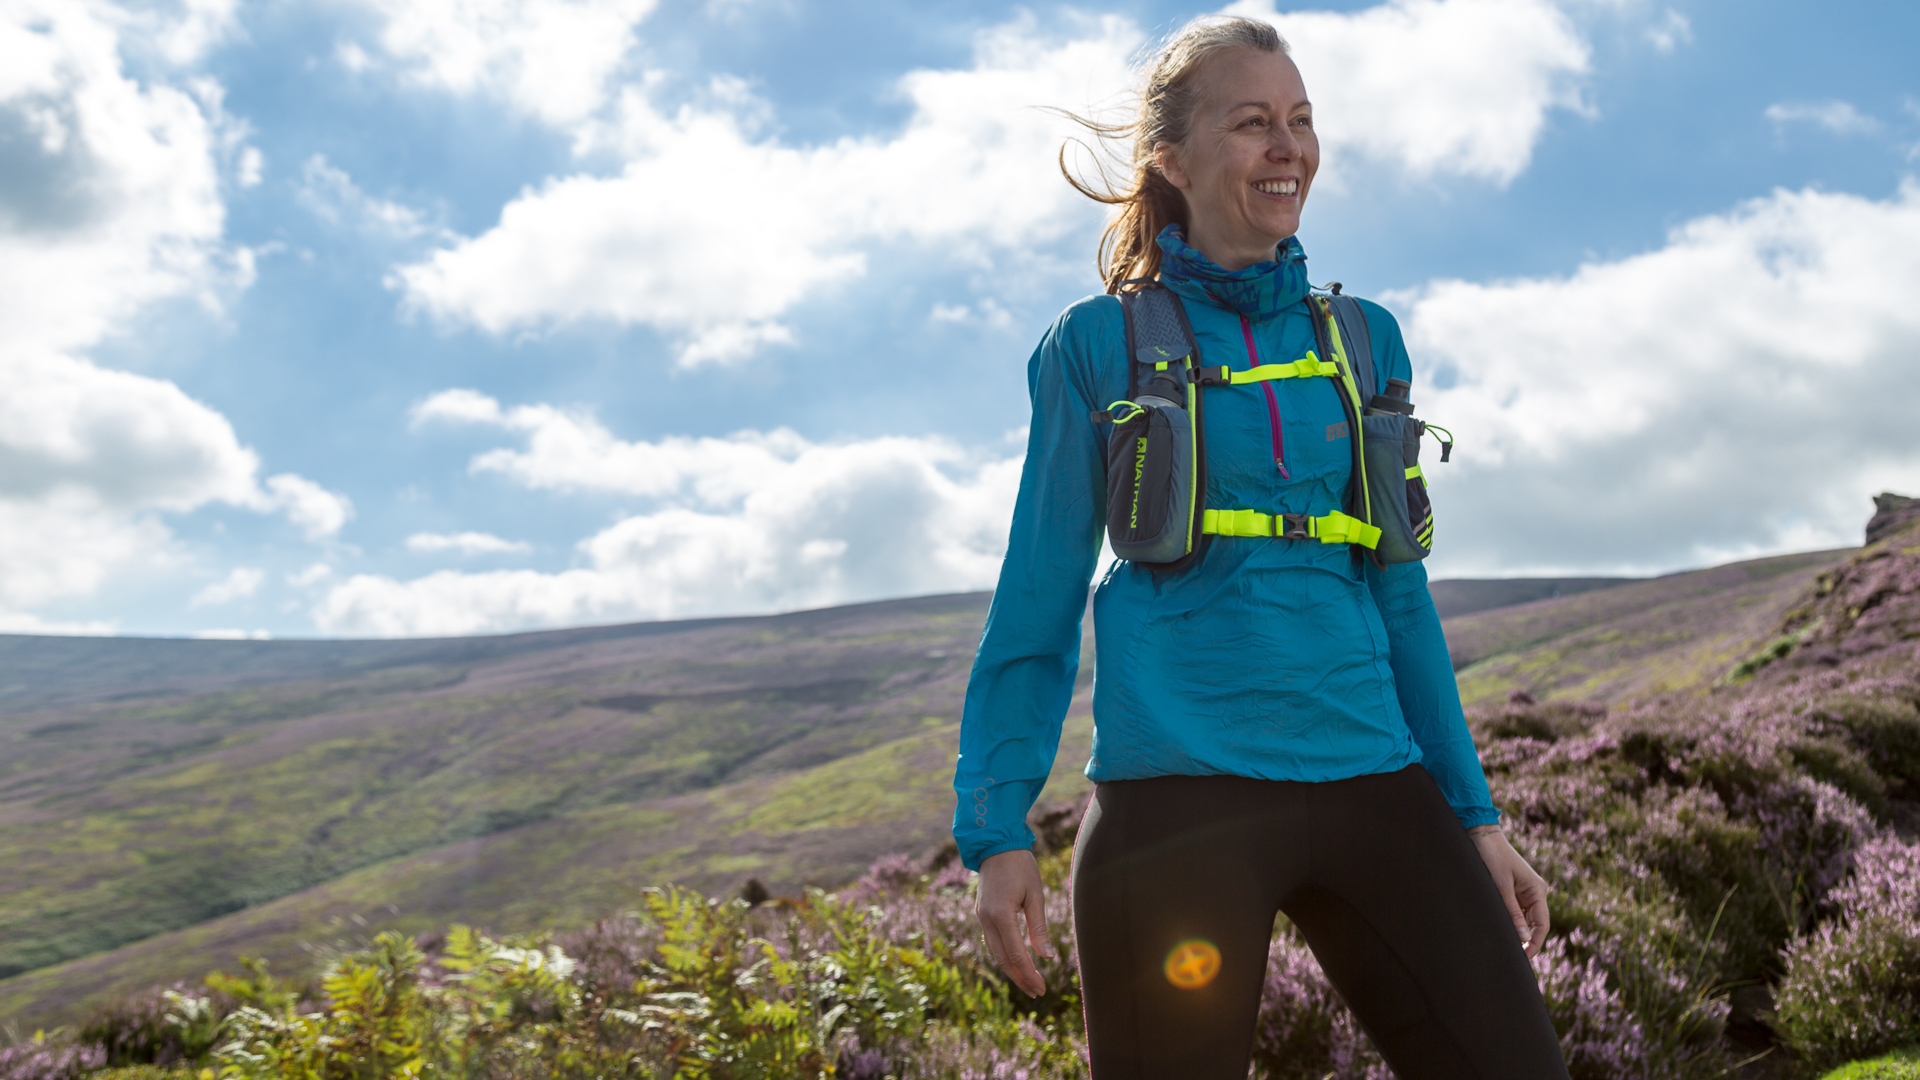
left=1516, top=868, right=1552, bottom=958
left=1470, top=829, right=1541, bottom=956
left=975, top=850, right=1049, bottom=997
left=996, top=907, right=1047, bottom=997
left=1024, top=879, right=1057, bottom=963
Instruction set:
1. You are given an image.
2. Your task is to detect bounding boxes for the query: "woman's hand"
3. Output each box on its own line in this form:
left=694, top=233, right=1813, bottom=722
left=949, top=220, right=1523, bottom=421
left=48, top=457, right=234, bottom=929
left=1468, top=825, right=1550, bottom=958
left=975, top=849, right=1056, bottom=997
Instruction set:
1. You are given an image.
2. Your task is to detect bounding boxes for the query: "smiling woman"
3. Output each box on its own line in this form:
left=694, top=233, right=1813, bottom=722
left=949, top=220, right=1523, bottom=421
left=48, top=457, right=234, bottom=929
left=1059, top=18, right=1314, bottom=290
left=958, top=15, right=1570, bottom=1079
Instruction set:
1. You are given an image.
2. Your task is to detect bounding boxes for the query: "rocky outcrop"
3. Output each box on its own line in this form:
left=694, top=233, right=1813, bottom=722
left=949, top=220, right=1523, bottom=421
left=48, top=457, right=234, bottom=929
left=1756, top=499, right=1920, bottom=679
left=1867, top=492, right=1920, bottom=546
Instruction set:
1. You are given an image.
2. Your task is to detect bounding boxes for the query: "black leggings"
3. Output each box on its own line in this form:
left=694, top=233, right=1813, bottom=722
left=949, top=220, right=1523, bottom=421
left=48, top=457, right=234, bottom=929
left=1070, top=766, right=1568, bottom=1079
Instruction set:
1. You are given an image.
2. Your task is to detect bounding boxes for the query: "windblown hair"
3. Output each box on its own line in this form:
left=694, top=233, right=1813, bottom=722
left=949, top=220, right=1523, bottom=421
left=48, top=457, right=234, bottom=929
left=1061, top=17, right=1289, bottom=293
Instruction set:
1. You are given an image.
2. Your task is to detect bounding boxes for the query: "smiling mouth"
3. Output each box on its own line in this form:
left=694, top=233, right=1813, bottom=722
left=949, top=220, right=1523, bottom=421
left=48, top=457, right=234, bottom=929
left=1254, top=179, right=1299, bottom=196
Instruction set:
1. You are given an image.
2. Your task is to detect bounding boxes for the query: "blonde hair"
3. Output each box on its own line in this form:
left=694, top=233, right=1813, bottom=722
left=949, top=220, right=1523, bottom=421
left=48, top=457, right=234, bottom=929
left=1061, top=17, right=1289, bottom=293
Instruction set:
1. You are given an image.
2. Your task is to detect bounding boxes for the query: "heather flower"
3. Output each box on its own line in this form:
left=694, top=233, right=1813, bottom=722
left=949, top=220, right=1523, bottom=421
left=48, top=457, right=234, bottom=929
left=1251, top=934, right=1342, bottom=1078
left=1776, top=837, right=1920, bottom=1070
left=1532, top=937, right=1644, bottom=1080
left=0, top=1037, right=105, bottom=1080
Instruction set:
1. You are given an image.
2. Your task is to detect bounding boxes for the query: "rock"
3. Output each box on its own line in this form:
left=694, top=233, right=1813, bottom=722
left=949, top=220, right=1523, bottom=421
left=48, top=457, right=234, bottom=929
left=1867, top=492, right=1920, bottom=546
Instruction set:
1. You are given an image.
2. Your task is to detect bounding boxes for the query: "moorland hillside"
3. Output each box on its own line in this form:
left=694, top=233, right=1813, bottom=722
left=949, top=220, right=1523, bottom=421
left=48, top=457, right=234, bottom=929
left=6, top=501, right=1918, bottom=1079
left=0, top=512, right=1892, bottom=1030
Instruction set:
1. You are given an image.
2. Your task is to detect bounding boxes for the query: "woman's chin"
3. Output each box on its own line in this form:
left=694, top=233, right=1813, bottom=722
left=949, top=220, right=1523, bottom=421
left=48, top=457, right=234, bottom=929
left=1263, top=212, right=1303, bottom=244
left=1232, top=212, right=1302, bottom=252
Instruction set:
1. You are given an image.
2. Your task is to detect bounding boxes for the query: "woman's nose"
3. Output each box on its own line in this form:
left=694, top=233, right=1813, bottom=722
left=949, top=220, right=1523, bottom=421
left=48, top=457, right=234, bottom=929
left=1266, top=124, right=1300, bottom=160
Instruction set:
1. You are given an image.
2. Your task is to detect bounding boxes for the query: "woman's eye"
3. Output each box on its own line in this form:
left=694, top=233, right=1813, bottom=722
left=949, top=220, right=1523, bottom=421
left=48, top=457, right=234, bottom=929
left=1241, top=116, right=1266, bottom=128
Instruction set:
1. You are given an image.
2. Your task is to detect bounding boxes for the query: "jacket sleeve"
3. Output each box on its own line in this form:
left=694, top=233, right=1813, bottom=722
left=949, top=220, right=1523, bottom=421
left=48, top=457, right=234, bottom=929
left=952, top=301, right=1112, bottom=871
left=1358, top=300, right=1500, bottom=830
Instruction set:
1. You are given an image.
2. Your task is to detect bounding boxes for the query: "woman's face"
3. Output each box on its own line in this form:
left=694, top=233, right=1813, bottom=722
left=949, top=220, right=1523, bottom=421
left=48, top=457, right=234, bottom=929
left=1157, top=48, right=1318, bottom=271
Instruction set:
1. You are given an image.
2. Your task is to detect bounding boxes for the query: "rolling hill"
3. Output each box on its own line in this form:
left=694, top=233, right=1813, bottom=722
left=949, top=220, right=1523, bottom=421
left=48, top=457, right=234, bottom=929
left=0, top=530, right=1881, bottom=1029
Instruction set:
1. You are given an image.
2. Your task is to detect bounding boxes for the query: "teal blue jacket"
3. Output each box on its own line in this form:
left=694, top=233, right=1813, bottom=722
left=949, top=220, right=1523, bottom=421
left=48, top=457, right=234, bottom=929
left=952, top=229, right=1498, bottom=871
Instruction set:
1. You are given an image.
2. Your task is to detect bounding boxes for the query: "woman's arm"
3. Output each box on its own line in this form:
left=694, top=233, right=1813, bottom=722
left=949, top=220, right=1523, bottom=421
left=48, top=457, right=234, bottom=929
left=1355, top=299, right=1498, bottom=829
left=1357, top=299, right=1548, bottom=956
left=953, top=299, right=1113, bottom=872
left=960, top=300, right=1114, bottom=996
left=1368, top=559, right=1499, bottom=828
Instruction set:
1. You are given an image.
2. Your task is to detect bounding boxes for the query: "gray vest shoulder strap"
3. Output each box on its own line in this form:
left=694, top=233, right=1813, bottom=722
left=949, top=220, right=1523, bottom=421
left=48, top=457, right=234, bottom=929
left=1326, top=293, right=1376, bottom=405
left=1120, top=284, right=1201, bottom=398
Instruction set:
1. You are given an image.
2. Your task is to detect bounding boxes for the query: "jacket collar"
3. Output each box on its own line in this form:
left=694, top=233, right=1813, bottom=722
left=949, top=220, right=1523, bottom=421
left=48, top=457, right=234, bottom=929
left=1155, top=224, right=1310, bottom=323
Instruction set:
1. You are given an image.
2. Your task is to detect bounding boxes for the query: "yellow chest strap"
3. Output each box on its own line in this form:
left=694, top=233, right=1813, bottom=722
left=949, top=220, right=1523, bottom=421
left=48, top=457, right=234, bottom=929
left=1190, top=355, right=1340, bottom=387
left=1201, top=508, right=1382, bottom=549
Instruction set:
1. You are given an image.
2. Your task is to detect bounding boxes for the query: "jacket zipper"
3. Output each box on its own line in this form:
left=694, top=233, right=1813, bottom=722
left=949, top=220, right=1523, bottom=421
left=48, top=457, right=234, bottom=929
left=1239, top=314, right=1289, bottom=479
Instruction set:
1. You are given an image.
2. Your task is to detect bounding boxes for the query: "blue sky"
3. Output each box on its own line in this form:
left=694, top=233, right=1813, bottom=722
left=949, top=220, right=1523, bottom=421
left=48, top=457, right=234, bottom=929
left=4, top=0, right=1919, bottom=638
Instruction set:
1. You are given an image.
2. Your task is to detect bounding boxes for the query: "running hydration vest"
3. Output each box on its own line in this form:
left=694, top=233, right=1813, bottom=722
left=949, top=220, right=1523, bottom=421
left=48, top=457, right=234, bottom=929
left=1093, top=283, right=1453, bottom=572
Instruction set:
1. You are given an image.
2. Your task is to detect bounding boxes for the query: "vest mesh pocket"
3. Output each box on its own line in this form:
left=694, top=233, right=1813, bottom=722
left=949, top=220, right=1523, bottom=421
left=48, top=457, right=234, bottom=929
left=1360, top=413, right=1433, bottom=564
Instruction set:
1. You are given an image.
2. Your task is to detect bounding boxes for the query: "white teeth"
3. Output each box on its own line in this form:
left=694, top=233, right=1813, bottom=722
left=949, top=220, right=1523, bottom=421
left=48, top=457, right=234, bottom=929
left=1255, top=179, right=1298, bottom=195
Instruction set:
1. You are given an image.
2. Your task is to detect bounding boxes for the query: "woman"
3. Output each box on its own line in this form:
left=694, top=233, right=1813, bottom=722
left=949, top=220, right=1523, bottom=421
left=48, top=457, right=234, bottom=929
left=953, top=16, right=1570, bottom=1079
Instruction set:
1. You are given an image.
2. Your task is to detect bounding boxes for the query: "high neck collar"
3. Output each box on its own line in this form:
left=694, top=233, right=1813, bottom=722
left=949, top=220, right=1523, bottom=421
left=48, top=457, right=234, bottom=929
left=1156, top=224, right=1310, bottom=323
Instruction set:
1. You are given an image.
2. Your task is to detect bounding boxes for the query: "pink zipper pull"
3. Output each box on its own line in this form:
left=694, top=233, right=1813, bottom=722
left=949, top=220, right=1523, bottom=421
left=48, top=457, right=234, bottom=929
left=1240, top=315, right=1289, bottom=478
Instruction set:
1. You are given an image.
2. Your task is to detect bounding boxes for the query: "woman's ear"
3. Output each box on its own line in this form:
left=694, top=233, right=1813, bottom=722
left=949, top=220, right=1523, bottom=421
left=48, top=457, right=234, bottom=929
left=1153, top=141, right=1190, bottom=191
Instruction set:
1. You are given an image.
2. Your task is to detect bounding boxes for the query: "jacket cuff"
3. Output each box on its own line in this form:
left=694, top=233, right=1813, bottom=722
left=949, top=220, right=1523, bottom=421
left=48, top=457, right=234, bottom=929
left=1452, top=804, right=1502, bottom=830
left=955, top=822, right=1037, bottom=873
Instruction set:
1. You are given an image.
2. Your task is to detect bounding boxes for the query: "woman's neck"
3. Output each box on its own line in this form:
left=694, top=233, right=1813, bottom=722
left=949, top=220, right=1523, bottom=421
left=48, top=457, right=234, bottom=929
left=1180, top=219, right=1280, bottom=272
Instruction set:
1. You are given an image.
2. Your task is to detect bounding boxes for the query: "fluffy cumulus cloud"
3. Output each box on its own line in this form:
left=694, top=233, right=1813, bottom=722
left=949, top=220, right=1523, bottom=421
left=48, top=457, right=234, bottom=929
left=1764, top=100, right=1881, bottom=137
left=190, top=566, right=264, bottom=607
left=297, top=154, right=440, bottom=239
left=405, top=531, right=532, bottom=554
left=392, top=15, right=1136, bottom=364
left=391, top=0, right=1598, bottom=364
left=315, top=392, right=1022, bottom=635
left=1227, top=0, right=1590, bottom=185
left=0, top=0, right=350, bottom=628
left=338, top=0, right=658, bottom=127
left=1407, top=182, right=1920, bottom=575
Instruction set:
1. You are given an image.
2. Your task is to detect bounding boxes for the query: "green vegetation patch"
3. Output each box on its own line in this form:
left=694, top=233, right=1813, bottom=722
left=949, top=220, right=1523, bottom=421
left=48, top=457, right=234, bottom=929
left=1823, top=1048, right=1920, bottom=1080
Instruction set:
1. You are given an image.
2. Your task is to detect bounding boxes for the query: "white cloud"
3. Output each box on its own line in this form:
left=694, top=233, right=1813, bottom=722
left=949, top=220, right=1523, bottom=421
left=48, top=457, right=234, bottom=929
left=190, top=566, right=264, bottom=607
left=260, top=473, right=355, bottom=540
left=0, top=492, right=171, bottom=611
left=339, top=0, right=658, bottom=127
left=388, top=14, right=1130, bottom=364
left=0, top=352, right=262, bottom=511
left=192, top=627, right=273, bottom=639
left=1405, top=182, right=1920, bottom=576
left=930, top=299, right=1013, bottom=330
left=1765, top=100, right=1881, bottom=136
left=0, top=609, right=116, bottom=635
left=394, top=0, right=1596, bottom=364
left=1644, top=9, right=1691, bottom=53
left=288, top=562, right=334, bottom=586
left=406, top=530, right=533, bottom=554
left=144, top=0, right=242, bottom=66
left=237, top=145, right=264, bottom=187
left=1228, top=0, right=1591, bottom=186
left=0, top=1, right=230, bottom=356
left=297, top=154, right=437, bottom=238
left=319, top=392, right=1023, bottom=635
left=0, top=0, right=350, bottom=624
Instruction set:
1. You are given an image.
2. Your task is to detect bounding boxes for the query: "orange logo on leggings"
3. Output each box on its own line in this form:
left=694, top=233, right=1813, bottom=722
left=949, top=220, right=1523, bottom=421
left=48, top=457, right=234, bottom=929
left=1163, top=939, right=1221, bottom=989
